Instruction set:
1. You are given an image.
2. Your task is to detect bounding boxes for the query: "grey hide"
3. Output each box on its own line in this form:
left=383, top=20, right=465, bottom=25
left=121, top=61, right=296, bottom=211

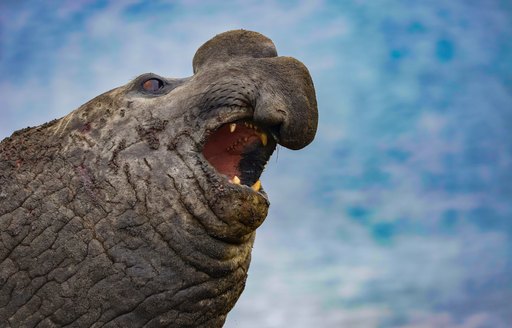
left=0, top=30, right=318, bottom=327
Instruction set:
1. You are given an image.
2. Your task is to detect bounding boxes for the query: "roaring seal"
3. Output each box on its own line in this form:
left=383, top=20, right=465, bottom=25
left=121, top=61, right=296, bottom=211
left=0, top=30, right=318, bottom=327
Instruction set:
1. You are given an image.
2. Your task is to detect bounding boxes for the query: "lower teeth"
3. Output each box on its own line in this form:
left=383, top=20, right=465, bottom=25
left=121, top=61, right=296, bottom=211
left=228, top=176, right=261, bottom=192
left=229, top=176, right=241, bottom=184
left=251, top=180, right=261, bottom=192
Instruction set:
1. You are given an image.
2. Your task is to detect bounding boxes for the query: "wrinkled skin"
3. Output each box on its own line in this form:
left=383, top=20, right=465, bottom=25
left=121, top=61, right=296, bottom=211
left=0, top=30, right=317, bottom=327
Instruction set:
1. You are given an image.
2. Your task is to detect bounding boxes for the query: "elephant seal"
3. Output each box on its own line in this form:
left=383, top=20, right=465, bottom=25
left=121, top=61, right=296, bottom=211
left=0, top=30, right=317, bottom=327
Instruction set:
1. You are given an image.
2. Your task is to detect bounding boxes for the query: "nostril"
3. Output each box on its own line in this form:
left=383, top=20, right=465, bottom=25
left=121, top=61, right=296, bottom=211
left=252, top=108, right=284, bottom=145
left=253, top=100, right=287, bottom=130
left=253, top=108, right=285, bottom=126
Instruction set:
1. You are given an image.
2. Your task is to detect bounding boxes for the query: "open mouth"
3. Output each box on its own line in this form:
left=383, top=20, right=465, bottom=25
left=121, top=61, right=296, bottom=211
left=202, top=120, right=277, bottom=192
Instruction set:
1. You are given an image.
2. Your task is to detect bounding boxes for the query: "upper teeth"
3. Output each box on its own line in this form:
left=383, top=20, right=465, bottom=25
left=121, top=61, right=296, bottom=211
left=260, top=133, right=268, bottom=146
left=228, top=122, right=268, bottom=147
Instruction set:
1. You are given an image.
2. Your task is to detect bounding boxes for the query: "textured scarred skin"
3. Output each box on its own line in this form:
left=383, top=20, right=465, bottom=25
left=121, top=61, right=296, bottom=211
left=0, top=30, right=317, bottom=327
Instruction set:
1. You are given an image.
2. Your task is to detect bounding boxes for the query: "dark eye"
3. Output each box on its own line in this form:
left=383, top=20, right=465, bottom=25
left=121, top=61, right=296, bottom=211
left=142, top=78, right=164, bottom=92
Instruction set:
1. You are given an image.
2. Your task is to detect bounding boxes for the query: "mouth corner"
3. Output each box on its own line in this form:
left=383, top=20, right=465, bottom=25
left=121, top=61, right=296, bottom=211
left=201, top=119, right=277, bottom=194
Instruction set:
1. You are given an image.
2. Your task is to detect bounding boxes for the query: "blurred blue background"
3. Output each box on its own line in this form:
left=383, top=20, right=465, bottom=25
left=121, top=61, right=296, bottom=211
left=1, top=1, right=511, bottom=327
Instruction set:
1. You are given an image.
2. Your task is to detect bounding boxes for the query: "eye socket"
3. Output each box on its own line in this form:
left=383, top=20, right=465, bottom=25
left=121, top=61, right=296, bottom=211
left=142, top=78, right=164, bottom=92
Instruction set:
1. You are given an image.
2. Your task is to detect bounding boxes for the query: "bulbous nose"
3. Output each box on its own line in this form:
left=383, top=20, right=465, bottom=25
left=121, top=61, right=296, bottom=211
left=251, top=56, right=318, bottom=150
left=193, top=29, right=318, bottom=150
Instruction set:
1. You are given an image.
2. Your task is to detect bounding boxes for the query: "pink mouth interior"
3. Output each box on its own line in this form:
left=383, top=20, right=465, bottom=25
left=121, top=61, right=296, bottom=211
left=202, top=122, right=263, bottom=181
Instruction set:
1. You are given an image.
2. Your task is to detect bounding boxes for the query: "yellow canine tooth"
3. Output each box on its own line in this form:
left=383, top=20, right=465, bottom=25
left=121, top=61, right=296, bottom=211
left=229, top=123, right=236, bottom=133
left=251, top=180, right=261, bottom=192
left=230, top=176, right=241, bottom=185
left=260, top=133, right=268, bottom=146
